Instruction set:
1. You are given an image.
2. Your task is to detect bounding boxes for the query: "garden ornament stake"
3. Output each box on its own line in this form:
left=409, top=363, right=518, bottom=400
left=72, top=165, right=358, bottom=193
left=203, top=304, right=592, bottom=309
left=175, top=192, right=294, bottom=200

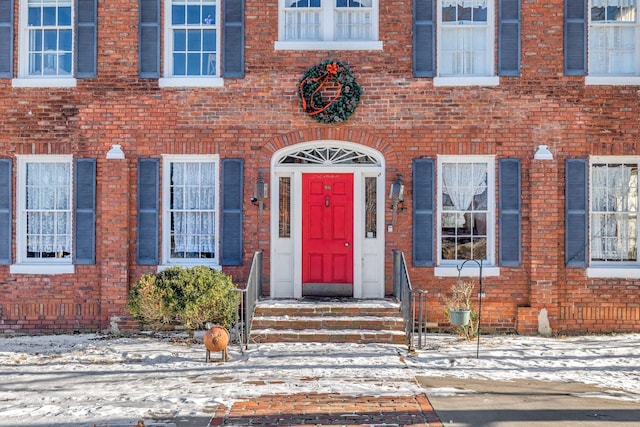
left=456, top=259, right=484, bottom=358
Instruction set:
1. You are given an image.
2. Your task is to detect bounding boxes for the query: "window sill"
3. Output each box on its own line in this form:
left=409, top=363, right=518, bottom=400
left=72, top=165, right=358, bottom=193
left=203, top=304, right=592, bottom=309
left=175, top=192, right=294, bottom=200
left=10, top=264, right=75, bottom=275
left=585, top=76, right=640, bottom=86
left=12, top=77, right=77, bottom=88
left=158, top=262, right=221, bottom=272
left=433, top=76, right=500, bottom=87
left=158, top=77, right=224, bottom=88
left=586, top=267, right=640, bottom=279
left=274, top=40, right=383, bottom=51
left=434, top=265, right=500, bottom=277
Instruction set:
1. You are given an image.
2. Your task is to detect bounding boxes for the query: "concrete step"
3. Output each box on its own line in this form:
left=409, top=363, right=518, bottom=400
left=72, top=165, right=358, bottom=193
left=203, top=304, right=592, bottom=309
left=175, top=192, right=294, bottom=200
left=250, top=328, right=406, bottom=344
left=249, top=298, right=406, bottom=345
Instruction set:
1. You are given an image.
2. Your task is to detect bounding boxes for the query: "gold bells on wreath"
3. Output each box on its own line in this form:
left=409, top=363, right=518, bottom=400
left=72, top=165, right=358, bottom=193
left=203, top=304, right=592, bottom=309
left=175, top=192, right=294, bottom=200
left=298, top=59, right=362, bottom=124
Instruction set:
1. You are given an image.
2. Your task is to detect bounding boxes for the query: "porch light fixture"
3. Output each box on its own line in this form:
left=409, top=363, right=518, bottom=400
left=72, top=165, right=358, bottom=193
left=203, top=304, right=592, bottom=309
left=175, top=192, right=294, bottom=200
left=389, top=173, right=405, bottom=226
left=106, top=144, right=125, bottom=159
left=252, top=172, right=268, bottom=215
left=533, top=144, right=553, bottom=160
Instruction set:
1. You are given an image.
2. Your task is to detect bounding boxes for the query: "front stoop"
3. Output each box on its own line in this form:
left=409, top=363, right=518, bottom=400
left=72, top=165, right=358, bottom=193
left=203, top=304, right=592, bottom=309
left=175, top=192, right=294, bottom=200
left=249, top=298, right=406, bottom=345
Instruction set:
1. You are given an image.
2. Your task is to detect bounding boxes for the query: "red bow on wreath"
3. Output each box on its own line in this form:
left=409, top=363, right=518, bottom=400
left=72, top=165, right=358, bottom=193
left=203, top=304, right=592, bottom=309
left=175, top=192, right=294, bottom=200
left=299, top=62, right=343, bottom=116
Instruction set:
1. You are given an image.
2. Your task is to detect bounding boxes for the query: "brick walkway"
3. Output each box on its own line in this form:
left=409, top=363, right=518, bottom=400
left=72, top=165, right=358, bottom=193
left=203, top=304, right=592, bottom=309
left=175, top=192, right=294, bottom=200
left=209, top=392, right=443, bottom=426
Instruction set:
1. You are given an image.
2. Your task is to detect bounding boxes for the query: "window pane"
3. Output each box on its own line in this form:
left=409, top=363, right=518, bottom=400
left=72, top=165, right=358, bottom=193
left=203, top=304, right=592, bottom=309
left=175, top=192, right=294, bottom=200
left=365, top=177, right=376, bottom=238
left=43, top=7, right=56, bottom=26
left=173, top=53, right=186, bottom=75
left=59, top=6, right=71, bottom=26
left=187, top=5, right=201, bottom=24
left=170, top=161, right=216, bottom=259
left=29, top=7, right=42, bottom=26
left=27, top=1, right=74, bottom=77
left=187, top=29, right=202, bottom=51
left=441, top=161, right=489, bottom=262
left=171, top=1, right=218, bottom=77
left=174, top=30, right=186, bottom=51
left=590, top=163, right=638, bottom=262
left=279, top=177, right=291, bottom=238
left=25, top=161, right=72, bottom=260
left=172, top=5, right=186, bottom=25
left=288, top=0, right=321, bottom=7
left=203, top=6, right=216, bottom=24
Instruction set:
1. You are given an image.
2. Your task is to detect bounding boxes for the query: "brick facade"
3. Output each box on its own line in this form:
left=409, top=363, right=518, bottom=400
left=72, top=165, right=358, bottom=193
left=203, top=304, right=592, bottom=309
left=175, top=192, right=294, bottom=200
left=1, top=0, right=639, bottom=335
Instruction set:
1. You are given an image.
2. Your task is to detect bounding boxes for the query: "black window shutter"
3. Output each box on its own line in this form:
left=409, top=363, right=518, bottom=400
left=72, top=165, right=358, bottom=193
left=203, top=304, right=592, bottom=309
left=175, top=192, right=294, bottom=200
left=566, top=159, right=588, bottom=266
left=499, top=158, right=521, bottom=266
left=564, top=0, right=587, bottom=76
left=222, top=0, right=244, bottom=78
left=137, top=158, right=159, bottom=265
left=76, top=0, right=97, bottom=78
left=0, top=158, right=12, bottom=264
left=0, top=0, right=13, bottom=78
left=73, top=158, right=96, bottom=265
left=498, top=0, right=520, bottom=76
left=412, top=158, right=435, bottom=266
left=221, top=159, right=243, bottom=265
left=139, top=0, right=160, bottom=78
left=413, top=0, right=435, bottom=77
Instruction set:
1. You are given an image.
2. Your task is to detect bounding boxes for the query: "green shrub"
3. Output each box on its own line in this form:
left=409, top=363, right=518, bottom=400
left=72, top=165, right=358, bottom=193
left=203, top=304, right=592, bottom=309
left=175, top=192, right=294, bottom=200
left=128, top=266, right=240, bottom=330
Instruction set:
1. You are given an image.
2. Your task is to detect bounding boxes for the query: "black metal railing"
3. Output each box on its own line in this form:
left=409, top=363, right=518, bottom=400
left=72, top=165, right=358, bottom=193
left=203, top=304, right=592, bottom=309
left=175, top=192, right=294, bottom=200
left=234, top=250, right=263, bottom=352
left=392, top=249, right=428, bottom=352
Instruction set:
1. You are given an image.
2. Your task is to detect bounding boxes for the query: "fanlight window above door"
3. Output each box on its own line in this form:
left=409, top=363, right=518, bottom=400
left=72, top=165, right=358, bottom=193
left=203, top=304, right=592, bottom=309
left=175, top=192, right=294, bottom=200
left=278, top=146, right=379, bottom=165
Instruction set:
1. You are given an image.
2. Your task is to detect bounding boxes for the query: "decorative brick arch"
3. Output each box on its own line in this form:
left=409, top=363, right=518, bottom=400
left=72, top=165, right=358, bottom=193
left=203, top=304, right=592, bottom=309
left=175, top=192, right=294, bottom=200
left=263, top=128, right=398, bottom=162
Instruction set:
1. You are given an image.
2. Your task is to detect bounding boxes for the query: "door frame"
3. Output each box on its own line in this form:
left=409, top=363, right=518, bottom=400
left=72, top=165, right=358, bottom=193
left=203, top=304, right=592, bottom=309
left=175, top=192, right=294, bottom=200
left=270, top=140, right=386, bottom=299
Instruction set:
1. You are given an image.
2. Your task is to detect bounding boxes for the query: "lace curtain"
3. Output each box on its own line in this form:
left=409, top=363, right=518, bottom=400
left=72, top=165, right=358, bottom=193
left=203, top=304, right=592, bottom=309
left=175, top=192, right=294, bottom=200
left=442, top=163, right=487, bottom=227
left=26, top=162, right=71, bottom=255
left=171, top=162, right=215, bottom=255
left=591, top=165, right=637, bottom=260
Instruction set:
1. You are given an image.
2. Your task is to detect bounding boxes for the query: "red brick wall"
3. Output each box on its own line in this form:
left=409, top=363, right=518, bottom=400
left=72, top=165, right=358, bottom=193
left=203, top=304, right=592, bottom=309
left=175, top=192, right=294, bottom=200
left=1, top=0, right=639, bottom=334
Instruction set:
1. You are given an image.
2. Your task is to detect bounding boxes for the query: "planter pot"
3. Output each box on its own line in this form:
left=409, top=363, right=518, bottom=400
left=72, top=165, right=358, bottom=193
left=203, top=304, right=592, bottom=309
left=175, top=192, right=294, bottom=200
left=449, top=309, right=471, bottom=326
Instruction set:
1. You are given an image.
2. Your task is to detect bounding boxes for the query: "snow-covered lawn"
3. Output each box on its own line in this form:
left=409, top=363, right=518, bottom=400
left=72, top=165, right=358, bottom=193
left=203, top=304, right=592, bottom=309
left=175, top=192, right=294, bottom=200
left=1, top=333, right=639, bottom=426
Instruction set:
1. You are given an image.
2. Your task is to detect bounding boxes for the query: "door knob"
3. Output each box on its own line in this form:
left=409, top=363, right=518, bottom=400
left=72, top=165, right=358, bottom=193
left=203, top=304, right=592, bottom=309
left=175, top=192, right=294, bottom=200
left=345, top=242, right=350, bottom=247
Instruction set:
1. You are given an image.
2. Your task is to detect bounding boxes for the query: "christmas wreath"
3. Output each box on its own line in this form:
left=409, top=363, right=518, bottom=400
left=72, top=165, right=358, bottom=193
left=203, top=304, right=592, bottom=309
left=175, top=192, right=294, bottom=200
left=297, top=59, right=362, bottom=124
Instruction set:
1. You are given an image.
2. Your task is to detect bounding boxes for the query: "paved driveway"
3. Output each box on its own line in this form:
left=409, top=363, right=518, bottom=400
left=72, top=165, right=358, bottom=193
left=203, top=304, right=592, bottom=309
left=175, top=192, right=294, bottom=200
left=417, top=376, right=640, bottom=427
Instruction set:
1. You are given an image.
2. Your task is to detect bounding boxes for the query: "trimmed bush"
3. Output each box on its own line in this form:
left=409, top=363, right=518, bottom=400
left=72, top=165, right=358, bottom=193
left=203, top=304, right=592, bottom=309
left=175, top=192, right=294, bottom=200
left=128, top=266, right=240, bottom=330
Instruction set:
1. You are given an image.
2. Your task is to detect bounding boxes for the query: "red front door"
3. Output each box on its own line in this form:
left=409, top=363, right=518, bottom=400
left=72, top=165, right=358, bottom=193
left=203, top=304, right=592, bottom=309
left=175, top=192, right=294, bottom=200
left=302, top=173, right=354, bottom=296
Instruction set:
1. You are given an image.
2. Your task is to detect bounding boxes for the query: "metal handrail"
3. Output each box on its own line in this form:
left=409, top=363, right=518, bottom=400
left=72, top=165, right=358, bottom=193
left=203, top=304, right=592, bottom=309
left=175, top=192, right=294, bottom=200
left=392, top=249, right=428, bottom=352
left=234, top=250, right=263, bottom=352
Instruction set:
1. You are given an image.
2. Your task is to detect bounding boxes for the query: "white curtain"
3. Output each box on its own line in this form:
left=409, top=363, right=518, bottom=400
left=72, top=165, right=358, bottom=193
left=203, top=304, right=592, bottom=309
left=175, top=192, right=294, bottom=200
left=26, top=162, right=71, bottom=255
left=591, top=0, right=635, bottom=9
left=172, top=162, right=215, bottom=254
left=442, top=163, right=487, bottom=227
left=591, top=165, right=636, bottom=260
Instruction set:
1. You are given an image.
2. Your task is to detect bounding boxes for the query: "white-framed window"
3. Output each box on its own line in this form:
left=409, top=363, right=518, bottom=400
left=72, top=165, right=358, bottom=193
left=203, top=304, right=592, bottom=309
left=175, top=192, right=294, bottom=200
left=162, top=155, right=220, bottom=268
left=435, top=0, right=498, bottom=86
left=13, top=155, right=74, bottom=273
left=437, top=156, right=496, bottom=268
left=275, top=0, right=382, bottom=50
left=161, top=0, right=223, bottom=87
left=588, top=0, right=639, bottom=82
left=16, top=0, right=75, bottom=87
left=589, top=158, right=639, bottom=266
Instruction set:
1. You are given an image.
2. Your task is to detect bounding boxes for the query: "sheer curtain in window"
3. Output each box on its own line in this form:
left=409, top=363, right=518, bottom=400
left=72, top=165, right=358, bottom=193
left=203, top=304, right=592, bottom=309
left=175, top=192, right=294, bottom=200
left=171, top=162, right=215, bottom=255
left=589, top=0, right=637, bottom=75
left=591, top=165, right=637, bottom=260
left=26, top=162, right=71, bottom=256
left=442, top=163, right=487, bottom=226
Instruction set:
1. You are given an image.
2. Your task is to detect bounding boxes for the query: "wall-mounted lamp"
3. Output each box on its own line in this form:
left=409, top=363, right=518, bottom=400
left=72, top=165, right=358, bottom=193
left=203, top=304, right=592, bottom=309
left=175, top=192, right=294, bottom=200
left=534, top=144, right=553, bottom=160
left=106, top=144, right=125, bottom=159
left=389, top=173, right=405, bottom=227
left=251, top=172, right=268, bottom=211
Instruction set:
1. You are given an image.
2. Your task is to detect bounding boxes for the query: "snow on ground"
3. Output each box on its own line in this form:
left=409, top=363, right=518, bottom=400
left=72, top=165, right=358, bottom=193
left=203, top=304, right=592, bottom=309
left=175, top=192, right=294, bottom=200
left=0, top=332, right=639, bottom=427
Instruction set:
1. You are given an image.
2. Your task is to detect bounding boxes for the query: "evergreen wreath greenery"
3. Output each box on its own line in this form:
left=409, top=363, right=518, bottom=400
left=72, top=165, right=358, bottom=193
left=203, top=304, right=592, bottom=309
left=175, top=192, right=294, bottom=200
left=298, top=59, right=362, bottom=124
